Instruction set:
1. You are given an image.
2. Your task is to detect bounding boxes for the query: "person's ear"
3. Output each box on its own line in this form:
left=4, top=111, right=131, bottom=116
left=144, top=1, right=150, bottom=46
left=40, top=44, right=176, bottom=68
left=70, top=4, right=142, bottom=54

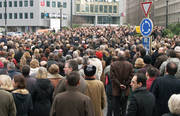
left=138, top=82, right=142, bottom=88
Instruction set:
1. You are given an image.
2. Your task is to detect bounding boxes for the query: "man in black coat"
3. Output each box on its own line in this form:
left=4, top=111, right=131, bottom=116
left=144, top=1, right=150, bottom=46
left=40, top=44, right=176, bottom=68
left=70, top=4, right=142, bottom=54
left=126, top=73, right=155, bottom=116
left=150, top=62, right=180, bottom=116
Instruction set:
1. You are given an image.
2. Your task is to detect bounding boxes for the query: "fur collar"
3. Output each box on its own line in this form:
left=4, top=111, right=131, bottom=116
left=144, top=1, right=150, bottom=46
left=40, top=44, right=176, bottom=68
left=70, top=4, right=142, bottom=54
left=12, top=89, right=29, bottom=94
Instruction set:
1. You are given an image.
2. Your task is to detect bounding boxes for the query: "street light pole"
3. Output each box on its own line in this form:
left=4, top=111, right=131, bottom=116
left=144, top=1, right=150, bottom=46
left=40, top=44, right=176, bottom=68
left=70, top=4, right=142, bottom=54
left=60, top=5, right=62, bottom=31
left=4, top=0, right=7, bottom=36
left=70, top=0, right=72, bottom=28
left=166, top=0, right=168, bottom=28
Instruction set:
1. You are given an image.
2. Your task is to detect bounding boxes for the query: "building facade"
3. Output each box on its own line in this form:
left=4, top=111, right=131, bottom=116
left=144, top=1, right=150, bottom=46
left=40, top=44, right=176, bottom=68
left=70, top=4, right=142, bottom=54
left=0, top=0, right=70, bottom=32
left=154, top=0, right=180, bottom=26
left=73, top=0, right=125, bottom=26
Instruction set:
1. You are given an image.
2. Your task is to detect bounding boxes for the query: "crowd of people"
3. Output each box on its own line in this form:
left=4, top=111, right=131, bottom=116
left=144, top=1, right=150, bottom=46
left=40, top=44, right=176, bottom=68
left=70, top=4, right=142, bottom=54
left=0, top=25, right=180, bottom=116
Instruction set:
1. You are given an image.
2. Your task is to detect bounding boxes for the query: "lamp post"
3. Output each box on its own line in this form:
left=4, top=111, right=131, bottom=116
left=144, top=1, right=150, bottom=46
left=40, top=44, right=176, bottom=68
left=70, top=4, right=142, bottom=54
left=60, top=5, right=63, bottom=31
left=108, top=15, right=111, bottom=26
left=166, top=0, right=168, bottom=28
left=4, top=0, right=7, bottom=36
left=70, top=0, right=72, bottom=28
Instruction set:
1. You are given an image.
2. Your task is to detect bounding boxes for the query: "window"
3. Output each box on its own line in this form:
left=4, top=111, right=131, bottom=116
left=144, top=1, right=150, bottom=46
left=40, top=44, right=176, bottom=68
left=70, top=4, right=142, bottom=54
left=46, top=1, right=50, bottom=7
left=63, top=2, right=66, bottom=8
left=24, top=0, right=28, bottom=7
left=0, top=13, right=2, bottom=19
left=58, top=2, right=61, bottom=8
left=9, top=1, right=12, bottom=7
left=104, top=5, right=107, bottom=13
left=4, top=1, right=7, bottom=7
left=9, top=13, right=12, bottom=19
left=4, top=13, right=7, bottom=19
left=0, top=2, right=2, bottom=7
left=30, top=0, right=33, bottom=7
left=14, top=13, right=17, bottom=19
left=30, top=13, right=33, bottom=19
left=24, top=13, right=28, bottom=19
left=85, top=4, right=89, bottom=12
left=52, top=1, right=56, bottom=7
left=19, top=13, right=23, bottom=19
left=76, top=4, right=80, bottom=12
left=14, top=1, right=17, bottom=7
left=95, top=5, right=98, bottom=12
left=41, top=13, right=44, bottom=19
left=19, top=1, right=23, bottom=7
left=99, top=5, right=103, bottom=12
left=90, top=5, right=94, bottom=12
left=109, top=5, right=112, bottom=13
left=113, top=6, right=117, bottom=13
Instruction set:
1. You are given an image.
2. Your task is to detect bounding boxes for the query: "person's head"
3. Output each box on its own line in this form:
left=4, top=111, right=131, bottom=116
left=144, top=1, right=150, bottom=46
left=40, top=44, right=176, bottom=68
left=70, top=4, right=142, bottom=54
left=146, top=67, right=157, bottom=79
left=0, top=75, right=13, bottom=90
left=166, top=62, right=177, bottom=76
left=168, top=94, right=180, bottom=115
left=48, top=64, right=59, bottom=74
left=130, top=73, right=147, bottom=91
left=21, top=65, right=30, bottom=77
left=134, top=58, right=145, bottom=68
left=7, top=62, right=15, bottom=70
left=64, top=59, right=78, bottom=75
left=66, top=71, right=80, bottom=86
left=13, top=74, right=26, bottom=89
left=36, top=67, right=48, bottom=79
left=167, top=49, right=176, bottom=58
left=117, top=50, right=126, bottom=61
left=84, top=65, right=96, bottom=78
left=30, top=59, right=39, bottom=68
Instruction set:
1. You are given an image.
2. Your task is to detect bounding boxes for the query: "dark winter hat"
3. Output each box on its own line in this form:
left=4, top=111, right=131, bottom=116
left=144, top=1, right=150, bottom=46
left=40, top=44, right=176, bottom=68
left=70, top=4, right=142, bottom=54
left=84, top=65, right=96, bottom=77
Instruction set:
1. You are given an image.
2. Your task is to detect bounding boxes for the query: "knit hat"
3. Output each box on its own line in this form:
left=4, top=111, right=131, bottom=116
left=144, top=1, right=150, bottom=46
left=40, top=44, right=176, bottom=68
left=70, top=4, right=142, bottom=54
left=84, top=65, right=96, bottom=77
left=96, top=51, right=103, bottom=60
left=174, top=46, right=180, bottom=53
left=135, top=58, right=145, bottom=68
left=0, top=61, right=4, bottom=68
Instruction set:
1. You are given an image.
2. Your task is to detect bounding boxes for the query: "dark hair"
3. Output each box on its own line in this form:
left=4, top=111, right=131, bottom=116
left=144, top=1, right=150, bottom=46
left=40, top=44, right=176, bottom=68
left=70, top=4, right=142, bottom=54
left=147, top=67, right=157, bottom=77
left=166, top=62, right=177, bottom=76
left=140, top=48, right=146, bottom=58
left=167, top=49, right=176, bottom=58
left=67, top=59, right=78, bottom=71
left=66, top=71, right=80, bottom=86
left=14, top=74, right=26, bottom=89
left=21, top=65, right=30, bottom=77
left=136, top=73, right=147, bottom=87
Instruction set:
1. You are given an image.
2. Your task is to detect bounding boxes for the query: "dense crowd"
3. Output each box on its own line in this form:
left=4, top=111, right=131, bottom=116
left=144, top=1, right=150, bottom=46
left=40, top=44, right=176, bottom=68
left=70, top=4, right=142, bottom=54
left=0, top=26, right=180, bottom=116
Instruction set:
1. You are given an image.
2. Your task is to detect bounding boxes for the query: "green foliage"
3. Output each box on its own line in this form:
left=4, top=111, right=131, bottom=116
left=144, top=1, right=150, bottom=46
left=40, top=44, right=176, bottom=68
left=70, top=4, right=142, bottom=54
left=162, top=23, right=180, bottom=38
left=72, top=24, right=81, bottom=28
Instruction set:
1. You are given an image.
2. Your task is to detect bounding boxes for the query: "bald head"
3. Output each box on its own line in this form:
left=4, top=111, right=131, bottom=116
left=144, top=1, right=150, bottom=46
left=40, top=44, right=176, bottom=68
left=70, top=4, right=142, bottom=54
left=118, top=51, right=126, bottom=61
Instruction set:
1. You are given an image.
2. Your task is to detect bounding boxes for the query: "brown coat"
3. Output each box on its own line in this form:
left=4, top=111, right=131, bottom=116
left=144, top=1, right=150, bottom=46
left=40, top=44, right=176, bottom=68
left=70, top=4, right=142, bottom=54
left=110, top=60, right=133, bottom=96
left=85, top=79, right=106, bottom=116
left=50, top=86, right=95, bottom=116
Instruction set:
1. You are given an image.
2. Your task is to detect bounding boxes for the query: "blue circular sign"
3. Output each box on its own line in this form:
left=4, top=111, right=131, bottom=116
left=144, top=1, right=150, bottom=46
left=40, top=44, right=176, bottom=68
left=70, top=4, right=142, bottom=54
left=140, top=18, right=153, bottom=37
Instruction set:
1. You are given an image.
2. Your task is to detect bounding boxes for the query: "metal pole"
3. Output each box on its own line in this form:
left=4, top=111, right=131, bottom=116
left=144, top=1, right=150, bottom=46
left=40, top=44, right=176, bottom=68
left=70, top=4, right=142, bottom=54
left=60, top=7, right=62, bottom=31
left=4, top=0, right=7, bottom=36
left=166, top=0, right=168, bottom=28
left=70, top=0, right=72, bottom=28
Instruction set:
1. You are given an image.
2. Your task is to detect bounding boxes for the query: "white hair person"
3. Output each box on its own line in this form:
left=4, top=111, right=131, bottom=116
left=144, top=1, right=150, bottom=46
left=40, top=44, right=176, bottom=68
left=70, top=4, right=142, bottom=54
left=168, top=94, right=180, bottom=115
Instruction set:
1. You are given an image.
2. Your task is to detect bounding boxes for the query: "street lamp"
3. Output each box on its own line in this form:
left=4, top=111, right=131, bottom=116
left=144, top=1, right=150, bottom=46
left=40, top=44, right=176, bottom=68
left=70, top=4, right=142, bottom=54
left=4, top=0, right=7, bottom=36
left=70, top=0, right=72, bottom=28
left=108, top=15, right=111, bottom=26
left=60, top=5, right=63, bottom=31
left=166, top=0, right=168, bottom=28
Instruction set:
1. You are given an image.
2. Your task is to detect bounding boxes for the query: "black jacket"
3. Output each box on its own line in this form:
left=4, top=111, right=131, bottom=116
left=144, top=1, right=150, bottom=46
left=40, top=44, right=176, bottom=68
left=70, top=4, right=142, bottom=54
left=12, top=89, right=33, bottom=116
left=126, top=87, right=155, bottom=116
left=30, top=79, right=54, bottom=116
left=150, top=75, right=180, bottom=116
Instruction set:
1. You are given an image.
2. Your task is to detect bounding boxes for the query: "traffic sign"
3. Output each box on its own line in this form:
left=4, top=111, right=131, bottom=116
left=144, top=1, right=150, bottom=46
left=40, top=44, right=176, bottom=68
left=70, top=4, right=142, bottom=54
left=142, top=37, right=150, bottom=53
left=141, top=2, right=152, bottom=17
left=140, top=18, right=153, bottom=37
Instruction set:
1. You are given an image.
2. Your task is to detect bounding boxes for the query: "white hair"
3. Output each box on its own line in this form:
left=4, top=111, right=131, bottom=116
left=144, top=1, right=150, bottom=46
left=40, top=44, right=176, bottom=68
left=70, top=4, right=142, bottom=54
left=168, top=94, right=180, bottom=115
left=0, top=75, right=13, bottom=90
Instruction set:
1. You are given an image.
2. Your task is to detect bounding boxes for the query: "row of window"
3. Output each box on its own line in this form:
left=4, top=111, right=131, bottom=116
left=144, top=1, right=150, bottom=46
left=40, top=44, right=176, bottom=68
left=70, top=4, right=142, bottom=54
left=0, top=0, right=33, bottom=7
left=76, top=4, right=117, bottom=13
left=0, top=13, right=34, bottom=19
left=45, top=1, right=67, bottom=8
left=0, top=1, right=67, bottom=8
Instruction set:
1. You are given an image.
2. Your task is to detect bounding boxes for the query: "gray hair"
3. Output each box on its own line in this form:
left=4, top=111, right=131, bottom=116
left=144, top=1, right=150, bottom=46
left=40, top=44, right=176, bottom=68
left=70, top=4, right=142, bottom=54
left=168, top=94, right=180, bottom=115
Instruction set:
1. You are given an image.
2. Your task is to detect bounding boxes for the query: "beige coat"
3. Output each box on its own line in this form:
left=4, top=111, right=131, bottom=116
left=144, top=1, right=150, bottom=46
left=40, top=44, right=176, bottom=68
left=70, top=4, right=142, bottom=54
left=85, top=79, right=106, bottom=116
